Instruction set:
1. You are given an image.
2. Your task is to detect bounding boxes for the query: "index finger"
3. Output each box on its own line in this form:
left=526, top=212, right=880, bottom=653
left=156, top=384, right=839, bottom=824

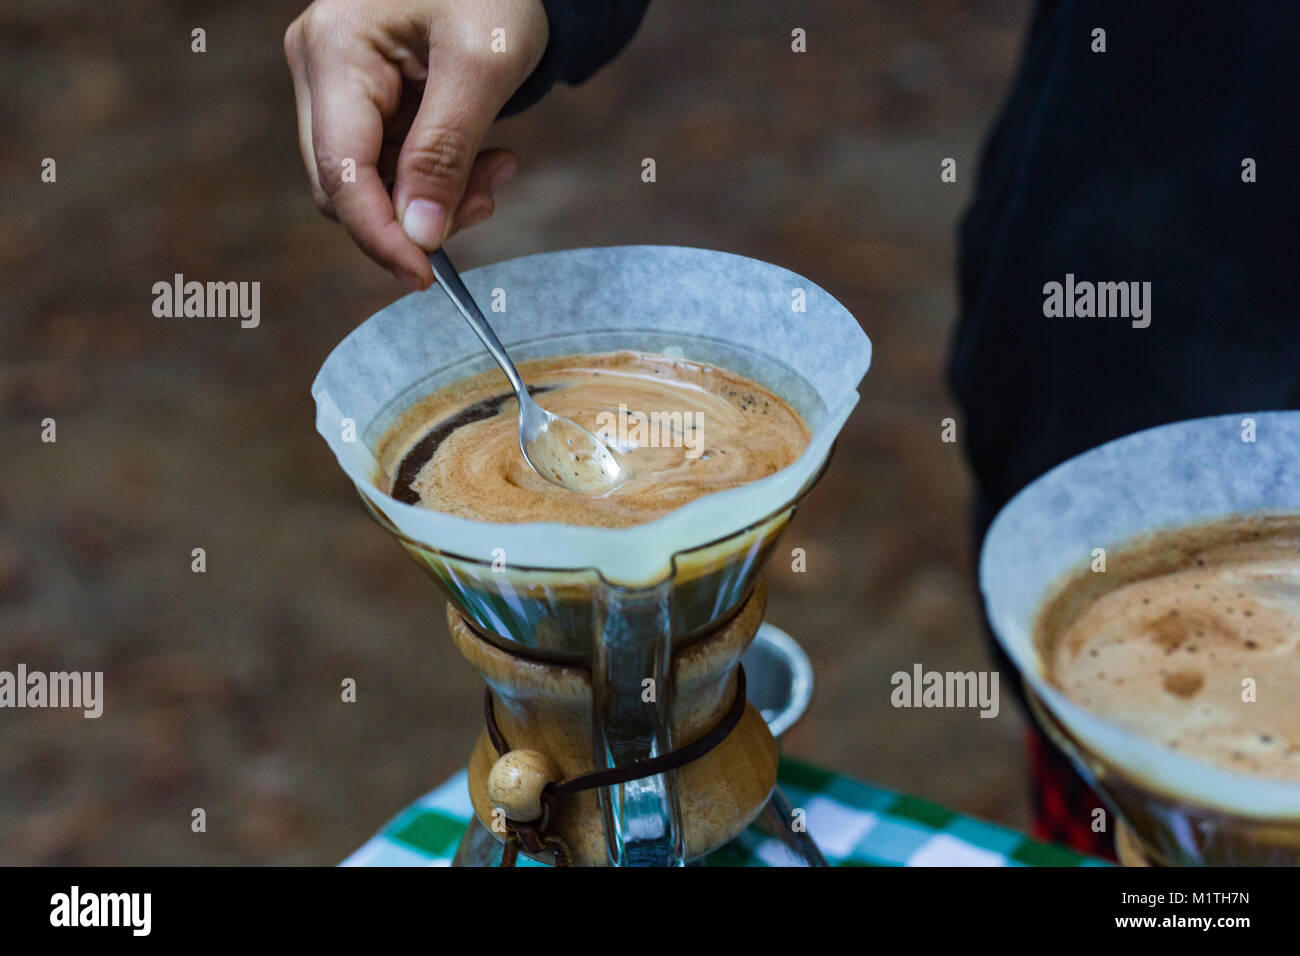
left=311, top=73, right=434, bottom=290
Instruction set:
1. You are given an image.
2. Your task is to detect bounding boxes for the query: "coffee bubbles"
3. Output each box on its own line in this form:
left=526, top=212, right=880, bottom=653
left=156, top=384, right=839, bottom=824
left=1038, top=516, right=1300, bottom=783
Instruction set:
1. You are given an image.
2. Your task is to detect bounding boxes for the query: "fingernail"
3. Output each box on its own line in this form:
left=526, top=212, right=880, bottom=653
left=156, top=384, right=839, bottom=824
left=401, top=199, right=447, bottom=248
left=394, top=268, right=424, bottom=291
left=489, top=159, right=517, bottom=192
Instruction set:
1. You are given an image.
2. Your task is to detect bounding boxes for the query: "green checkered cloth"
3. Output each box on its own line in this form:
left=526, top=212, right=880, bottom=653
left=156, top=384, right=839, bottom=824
left=342, top=759, right=1106, bottom=867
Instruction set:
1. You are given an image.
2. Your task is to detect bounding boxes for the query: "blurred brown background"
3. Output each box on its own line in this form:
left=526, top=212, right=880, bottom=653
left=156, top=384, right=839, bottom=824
left=0, top=0, right=1031, bottom=863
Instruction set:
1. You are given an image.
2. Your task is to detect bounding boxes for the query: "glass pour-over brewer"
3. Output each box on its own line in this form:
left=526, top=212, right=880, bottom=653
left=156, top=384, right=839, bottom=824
left=313, top=246, right=871, bottom=866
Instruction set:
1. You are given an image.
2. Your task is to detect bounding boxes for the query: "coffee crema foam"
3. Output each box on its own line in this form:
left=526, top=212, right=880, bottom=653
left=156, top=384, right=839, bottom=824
left=377, top=351, right=810, bottom=528
left=1037, top=515, right=1300, bottom=782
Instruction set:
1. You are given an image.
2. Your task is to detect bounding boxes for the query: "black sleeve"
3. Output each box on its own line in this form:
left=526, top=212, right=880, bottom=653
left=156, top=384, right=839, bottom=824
left=499, top=0, right=650, bottom=117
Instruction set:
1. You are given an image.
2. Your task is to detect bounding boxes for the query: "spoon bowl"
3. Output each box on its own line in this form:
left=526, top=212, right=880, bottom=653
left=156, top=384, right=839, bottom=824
left=519, top=400, right=624, bottom=494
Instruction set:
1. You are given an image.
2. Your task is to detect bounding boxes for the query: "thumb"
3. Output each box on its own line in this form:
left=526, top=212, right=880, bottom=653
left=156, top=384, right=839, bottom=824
left=393, top=79, right=496, bottom=251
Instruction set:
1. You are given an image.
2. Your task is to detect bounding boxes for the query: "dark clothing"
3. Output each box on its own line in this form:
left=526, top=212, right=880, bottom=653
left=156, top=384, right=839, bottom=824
left=952, top=0, right=1300, bottom=530
left=501, top=0, right=650, bottom=118
left=953, top=2, right=1300, bottom=855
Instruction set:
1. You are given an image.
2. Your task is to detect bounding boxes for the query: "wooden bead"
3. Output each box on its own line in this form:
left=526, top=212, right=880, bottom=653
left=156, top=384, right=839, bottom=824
left=487, top=750, right=559, bottom=822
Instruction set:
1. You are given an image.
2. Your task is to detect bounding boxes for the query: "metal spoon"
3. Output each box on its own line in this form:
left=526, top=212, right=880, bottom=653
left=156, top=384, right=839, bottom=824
left=428, top=249, right=623, bottom=494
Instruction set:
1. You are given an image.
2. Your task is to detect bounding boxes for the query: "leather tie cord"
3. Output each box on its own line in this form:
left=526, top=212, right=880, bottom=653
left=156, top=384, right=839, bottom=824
left=484, top=665, right=749, bottom=867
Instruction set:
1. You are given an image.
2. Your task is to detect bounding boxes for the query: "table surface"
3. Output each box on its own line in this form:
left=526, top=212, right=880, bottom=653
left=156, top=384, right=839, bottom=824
left=342, top=758, right=1107, bottom=867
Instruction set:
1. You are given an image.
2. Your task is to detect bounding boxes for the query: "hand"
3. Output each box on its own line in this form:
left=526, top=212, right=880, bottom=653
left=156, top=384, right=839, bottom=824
left=284, top=0, right=549, bottom=289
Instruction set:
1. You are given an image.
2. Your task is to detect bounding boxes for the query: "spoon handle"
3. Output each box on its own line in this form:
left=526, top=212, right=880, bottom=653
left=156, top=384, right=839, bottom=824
left=429, top=248, right=528, bottom=399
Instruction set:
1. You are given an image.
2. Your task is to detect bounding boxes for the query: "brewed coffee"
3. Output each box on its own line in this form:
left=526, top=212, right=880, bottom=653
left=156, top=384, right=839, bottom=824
left=1037, top=514, right=1300, bottom=782
left=378, top=350, right=810, bottom=527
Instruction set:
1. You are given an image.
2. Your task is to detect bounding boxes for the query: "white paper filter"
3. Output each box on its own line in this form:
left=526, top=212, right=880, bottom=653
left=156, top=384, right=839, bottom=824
left=981, top=411, right=1300, bottom=818
left=313, top=245, right=871, bottom=586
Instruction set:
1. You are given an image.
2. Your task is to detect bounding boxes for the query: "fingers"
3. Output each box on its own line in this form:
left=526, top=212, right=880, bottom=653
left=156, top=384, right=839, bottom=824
left=311, top=67, right=435, bottom=290
left=449, top=148, right=517, bottom=236
left=392, top=65, right=506, bottom=251
left=284, top=1, right=543, bottom=287
left=284, top=20, right=331, bottom=218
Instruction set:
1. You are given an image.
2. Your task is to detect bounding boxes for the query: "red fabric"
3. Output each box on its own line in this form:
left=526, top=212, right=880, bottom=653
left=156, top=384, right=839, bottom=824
left=1026, top=726, right=1118, bottom=862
